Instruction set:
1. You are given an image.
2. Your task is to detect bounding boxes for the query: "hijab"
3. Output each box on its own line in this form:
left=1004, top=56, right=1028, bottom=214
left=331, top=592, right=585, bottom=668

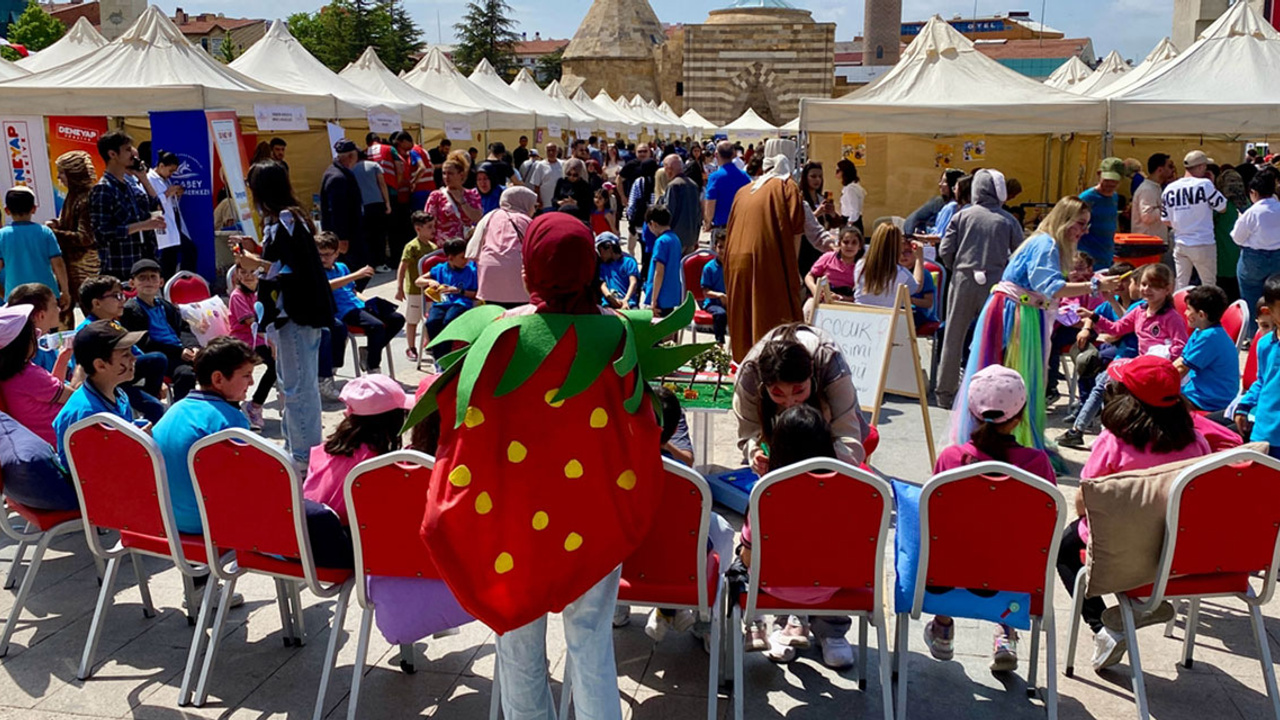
left=499, top=185, right=537, bottom=216
left=466, top=186, right=537, bottom=262
left=523, top=213, right=600, bottom=315
left=476, top=162, right=506, bottom=214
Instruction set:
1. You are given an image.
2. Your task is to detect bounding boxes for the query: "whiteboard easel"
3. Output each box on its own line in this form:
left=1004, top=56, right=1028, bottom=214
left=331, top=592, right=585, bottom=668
left=808, top=284, right=936, bottom=467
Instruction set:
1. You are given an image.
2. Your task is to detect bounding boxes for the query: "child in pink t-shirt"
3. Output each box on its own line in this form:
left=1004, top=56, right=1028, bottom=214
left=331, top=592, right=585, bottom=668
left=925, top=365, right=1054, bottom=674
left=1058, top=355, right=1213, bottom=674
left=0, top=304, right=73, bottom=446
left=227, top=265, right=275, bottom=431
left=804, top=226, right=863, bottom=299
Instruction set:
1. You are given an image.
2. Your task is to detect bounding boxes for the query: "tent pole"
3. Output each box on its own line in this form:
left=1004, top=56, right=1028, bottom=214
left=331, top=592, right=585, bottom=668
left=1042, top=135, right=1051, bottom=204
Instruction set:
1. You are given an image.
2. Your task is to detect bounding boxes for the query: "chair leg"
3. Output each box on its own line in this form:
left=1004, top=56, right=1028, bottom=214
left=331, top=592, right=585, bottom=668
left=876, top=616, right=893, bottom=720
left=131, top=554, right=156, bottom=619
left=706, top=586, right=723, bottom=720
left=312, top=582, right=352, bottom=720
left=193, top=576, right=239, bottom=707
left=274, top=579, right=295, bottom=647
left=399, top=643, right=416, bottom=673
left=1249, top=598, right=1280, bottom=720
left=858, top=615, right=869, bottom=691
left=384, top=345, right=396, bottom=381
left=347, top=337, right=362, bottom=378
left=181, top=573, right=198, bottom=626
left=4, top=537, right=28, bottom=590
left=732, top=604, right=744, bottom=720
left=489, top=651, right=502, bottom=720
left=290, top=581, right=308, bottom=646
left=1045, top=607, right=1059, bottom=720
left=347, top=609, right=373, bottom=720
left=895, top=614, right=909, bottom=720
left=77, top=555, right=121, bottom=680
left=179, top=571, right=219, bottom=706
left=1182, top=598, right=1200, bottom=669
left=0, top=530, right=55, bottom=657
left=1118, top=596, right=1150, bottom=720
left=1027, top=617, right=1042, bottom=697
left=1065, top=568, right=1086, bottom=677
left=1163, top=603, right=1179, bottom=639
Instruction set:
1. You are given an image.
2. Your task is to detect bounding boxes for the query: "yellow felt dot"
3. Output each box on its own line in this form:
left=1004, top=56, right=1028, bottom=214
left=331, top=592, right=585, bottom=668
left=448, top=465, right=471, bottom=487
left=494, top=552, right=514, bottom=574
left=464, top=406, right=485, bottom=428
left=532, top=511, right=549, bottom=530
left=564, top=459, right=584, bottom=479
left=564, top=532, right=583, bottom=552
left=507, top=441, right=527, bottom=463
left=616, top=470, right=637, bottom=490
left=589, top=408, right=608, bottom=428
left=475, top=491, right=493, bottom=515
left=544, top=389, right=565, bottom=408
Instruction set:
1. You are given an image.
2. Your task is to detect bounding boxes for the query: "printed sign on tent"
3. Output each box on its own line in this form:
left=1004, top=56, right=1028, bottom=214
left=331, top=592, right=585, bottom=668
left=963, top=135, right=986, bottom=162
left=367, top=109, right=402, bottom=135
left=444, top=122, right=472, bottom=141
left=547, top=122, right=562, bottom=138
left=46, top=116, right=107, bottom=214
left=934, top=143, right=954, bottom=168
left=151, top=110, right=217, bottom=280
left=253, top=104, right=308, bottom=132
left=841, top=133, right=867, bottom=167
left=327, top=122, right=345, bottom=159
left=207, top=111, right=258, bottom=245
left=0, top=116, right=56, bottom=224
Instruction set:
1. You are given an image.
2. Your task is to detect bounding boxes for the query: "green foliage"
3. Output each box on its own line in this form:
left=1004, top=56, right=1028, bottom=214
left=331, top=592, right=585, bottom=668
left=289, top=0, right=422, bottom=74
left=0, top=48, right=18, bottom=63
left=534, top=47, right=563, bottom=87
left=8, top=0, right=65, bottom=53
left=217, top=36, right=239, bottom=63
left=451, top=0, right=519, bottom=78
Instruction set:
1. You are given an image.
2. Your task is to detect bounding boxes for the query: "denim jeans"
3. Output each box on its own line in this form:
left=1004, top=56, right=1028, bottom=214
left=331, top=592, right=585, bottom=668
left=1238, top=248, right=1280, bottom=336
left=496, top=566, right=623, bottom=720
left=272, top=322, right=323, bottom=464
left=1073, top=374, right=1109, bottom=432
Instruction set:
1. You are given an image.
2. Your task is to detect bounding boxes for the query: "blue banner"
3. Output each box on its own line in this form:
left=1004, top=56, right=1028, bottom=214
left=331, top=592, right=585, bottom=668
left=148, top=110, right=216, bottom=281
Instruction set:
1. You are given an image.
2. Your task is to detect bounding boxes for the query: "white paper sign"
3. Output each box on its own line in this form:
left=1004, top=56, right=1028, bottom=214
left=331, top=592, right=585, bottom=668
left=253, top=104, right=308, bottom=132
left=547, top=122, right=562, bottom=137
left=627, top=131, right=638, bottom=141
left=367, top=109, right=402, bottom=134
left=326, top=122, right=345, bottom=159
left=444, top=122, right=472, bottom=140
left=0, top=116, right=56, bottom=224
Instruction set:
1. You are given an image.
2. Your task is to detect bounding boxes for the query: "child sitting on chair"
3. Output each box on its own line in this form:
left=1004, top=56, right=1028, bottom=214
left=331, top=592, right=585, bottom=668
left=121, top=259, right=197, bottom=401
left=1175, top=284, right=1240, bottom=413
left=417, top=238, right=477, bottom=361
left=317, top=231, right=406, bottom=376
left=700, top=233, right=729, bottom=345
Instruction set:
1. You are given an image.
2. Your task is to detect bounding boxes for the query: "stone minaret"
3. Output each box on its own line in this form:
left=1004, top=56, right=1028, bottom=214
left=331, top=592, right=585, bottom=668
left=863, top=0, right=902, bottom=66
left=561, top=0, right=666, bottom=98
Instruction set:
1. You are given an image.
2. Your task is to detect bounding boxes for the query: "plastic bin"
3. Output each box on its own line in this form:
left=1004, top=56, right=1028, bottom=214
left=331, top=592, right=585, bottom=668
left=1113, top=233, right=1168, bottom=269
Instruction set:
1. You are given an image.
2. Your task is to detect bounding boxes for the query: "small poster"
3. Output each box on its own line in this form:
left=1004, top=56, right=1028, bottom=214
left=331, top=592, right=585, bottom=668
left=0, top=116, right=56, bottom=224
left=253, top=104, right=308, bottom=132
left=841, top=133, right=867, bottom=167
left=367, top=109, right=402, bottom=135
left=934, top=143, right=954, bottom=168
left=444, top=122, right=472, bottom=141
left=327, top=122, right=345, bottom=159
left=546, top=122, right=562, bottom=138
left=962, top=135, right=986, bottom=162
left=207, top=111, right=258, bottom=245
left=46, top=115, right=107, bottom=213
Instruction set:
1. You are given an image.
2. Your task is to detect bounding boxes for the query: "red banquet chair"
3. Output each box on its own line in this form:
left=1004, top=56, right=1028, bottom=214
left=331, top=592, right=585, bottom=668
left=896, top=461, right=1066, bottom=720
left=1066, top=449, right=1280, bottom=720
left=163, top=271, right=211, bottom=305
left=681, top=250, right=718, bottom=343
left=733, top=458, right=893, bottom=720
left=1222, top=299, right=1250, bottom=348
left=64, top=413, right=224, bottom=700
left=188, top=428, right=354, bottom=719
left=415, top=249, right=447, bottom=371
left=0, top=481, right=84, bottom=658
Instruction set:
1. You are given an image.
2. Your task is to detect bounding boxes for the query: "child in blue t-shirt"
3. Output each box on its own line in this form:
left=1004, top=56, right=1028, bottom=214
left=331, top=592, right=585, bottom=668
left=0, top=188, right=69, bottom=304
left=643, top=205, right=683, bottom=316
left=595, top=232, right=640, bottom=308
left=418, top=238, right=478, bottom=361
left=903, top=242, right=939, bottom=332
left=1235, top=273, right=1280, bottom=459
left=317, top=232, right=406, bottom=375
left=700, top=232, right=728, bottom=344
left=1176, top=284, right=1240, bottom=413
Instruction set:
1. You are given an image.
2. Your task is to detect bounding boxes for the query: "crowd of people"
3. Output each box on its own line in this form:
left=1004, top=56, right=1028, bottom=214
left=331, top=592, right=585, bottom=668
left=3, top=120, right=1280, bottom=719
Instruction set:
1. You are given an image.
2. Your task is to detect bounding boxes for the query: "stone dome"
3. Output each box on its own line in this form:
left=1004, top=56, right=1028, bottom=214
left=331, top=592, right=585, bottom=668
left=705, top=0, right=813, bottom=24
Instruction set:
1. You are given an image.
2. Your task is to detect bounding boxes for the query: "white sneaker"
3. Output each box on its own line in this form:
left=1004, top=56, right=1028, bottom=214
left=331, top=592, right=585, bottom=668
left=645, top=608, right=670, bottom=641
left=670, top=608, right=697, bottom=634
left=319, top=377, right=341, bottom=401
left=613, top=604, right=631, bottom=628
left=1091, top=626, right=1127, bottom=672
left=818, top=635, right=855, bottom=669
left=777, top=615, right=812, bottom=648
left=764, top=630, right=797, bottom=663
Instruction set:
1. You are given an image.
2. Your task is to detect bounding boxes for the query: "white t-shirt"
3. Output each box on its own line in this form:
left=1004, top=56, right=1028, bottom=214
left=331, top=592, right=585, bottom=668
left=1161, top=176, right=1226, bottom=247
left=527, top=159, right=563, bottom=209
left=839, top=182, right=866, bottom=223
left=853, top=259, right=919, bottom=308
left=1232, top=196, right=1280, bottom=251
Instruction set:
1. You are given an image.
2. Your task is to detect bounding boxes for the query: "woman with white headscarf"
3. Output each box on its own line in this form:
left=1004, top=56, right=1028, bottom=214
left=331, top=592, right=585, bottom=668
left=467, top=186, right=537, bottom=308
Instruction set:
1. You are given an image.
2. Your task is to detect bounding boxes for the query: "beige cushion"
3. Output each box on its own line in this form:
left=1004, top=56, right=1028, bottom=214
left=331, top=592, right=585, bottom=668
left=1082, top=443, right=1269, bottom=597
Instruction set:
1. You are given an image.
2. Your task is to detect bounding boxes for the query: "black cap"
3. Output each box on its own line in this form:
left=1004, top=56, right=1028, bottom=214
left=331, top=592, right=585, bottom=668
left=74, top=320, right=146, bottom=370
left=333, top=138, right=358, bottom=154
left=130, top=258, right=161, bottom=277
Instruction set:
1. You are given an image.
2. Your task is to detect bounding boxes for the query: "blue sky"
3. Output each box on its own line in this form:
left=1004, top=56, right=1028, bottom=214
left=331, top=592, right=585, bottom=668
left=152, top=0, right=1172, bottom=64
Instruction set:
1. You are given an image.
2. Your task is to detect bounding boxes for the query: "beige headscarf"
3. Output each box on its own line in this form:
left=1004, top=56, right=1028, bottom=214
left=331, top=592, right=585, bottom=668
left=55, top=150, right=96, bottom=191
left=751, top=154, right=793, bottom=193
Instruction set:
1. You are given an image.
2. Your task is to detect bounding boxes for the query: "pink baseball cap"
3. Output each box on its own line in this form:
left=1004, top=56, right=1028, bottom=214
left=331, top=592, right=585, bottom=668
left=0, top=304, right=34, bottom=349
left=414, top=373, right=440, bottom=404
left=967, top=365, right=1027, bottom=424
left=340, top=374, right=413, bottom=416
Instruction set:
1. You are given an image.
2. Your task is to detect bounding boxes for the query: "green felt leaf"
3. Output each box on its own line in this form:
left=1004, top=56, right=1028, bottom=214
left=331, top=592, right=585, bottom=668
left=612, top=313, right=640, bottom=377
left=557, top=316, right=624, bottom=400
left=434, top=345, right=470, bottom=374
left=402, top=359, right=463, bottom=433
left=494, top=315, right=570, bottom=397
left=426, top=304, right=505, bottom=350
left=454, top=318, right=521, bottom=427
left=642, top=341, right=715, bottom=380
left=623, top=368, right=645, bottom=413
left=647, top=293, right=696, bottom=341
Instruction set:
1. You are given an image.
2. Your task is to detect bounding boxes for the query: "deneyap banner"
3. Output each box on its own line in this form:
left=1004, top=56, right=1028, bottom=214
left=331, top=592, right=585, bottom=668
left=46, top=116, right=108, bottom=214
left=206, top=110, right=258, bottom=246
left=150, top=110, right=217, bottom=280
left=0, top=116, right=56, bottom=224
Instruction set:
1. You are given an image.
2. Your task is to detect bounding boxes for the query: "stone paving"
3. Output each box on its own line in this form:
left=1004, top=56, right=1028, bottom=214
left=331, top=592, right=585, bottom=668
left=0, top=274, right=1274, bottom=719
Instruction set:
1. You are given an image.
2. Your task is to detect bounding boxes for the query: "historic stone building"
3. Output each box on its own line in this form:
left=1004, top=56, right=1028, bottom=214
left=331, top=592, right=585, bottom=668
left=562, top=0, right=836, bottom=127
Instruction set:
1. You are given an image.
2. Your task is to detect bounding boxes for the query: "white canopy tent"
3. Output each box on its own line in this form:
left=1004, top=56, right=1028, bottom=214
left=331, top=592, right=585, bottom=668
left=571, top=87, right=635, bottom=137
left=0, top=55, right=27, bottom=81
left=656, top=102, right=690, bottom=136
left=18, top=16, right=104, bottom=73
left=598, top=92, right=648, bottom=133
left=544, top=80, right=602, bottom=137
left=1069, top=49, right=1129, bottom=96
left=232, top=20, right=419, bottom=123
left=401, top=49, right=533, bottom=131
left=800, top=16, right=1106, bottom=134
left=1043, top=55, right=1092, bottom=90
left=0, top=7, right=333, bottom=117
left=1108, top=1, right=1280, bottom=135
left=780, top=117, right=800, bottom=133
left=1097, top=37, right=1178, bottom=97
left=504, top=68, right=575, bottom=134
left=681, top=108, right=715, bottom=138
left=720, top=107, right=778, bottom=137
left=339, top=47, right=483, bottom=131
left=628, top=95, right=679, bottom=137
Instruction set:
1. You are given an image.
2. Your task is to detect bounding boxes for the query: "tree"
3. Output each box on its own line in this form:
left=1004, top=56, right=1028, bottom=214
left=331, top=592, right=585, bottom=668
left=217, top=36, right=240, bottom=63
left=451, top=0, right=519, bottom=78
left=289, top=0, right=422, bottom=74
left=1, top=0, right=65, bottom=61
left=534, top=47, right=563, bottom=87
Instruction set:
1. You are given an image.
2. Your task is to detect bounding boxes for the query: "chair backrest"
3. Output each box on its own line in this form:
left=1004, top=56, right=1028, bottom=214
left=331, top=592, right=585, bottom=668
left=64, top=413, right=195, bottom=568
left=419, top=249, right=446, bottom=277
left=1244, top=329, right=1265, bottom=388
left=345, top=450, right=439, bottom=610
left=681, top=250, right=716, bottom=305
left=923, top=260, right=946, bottom=318
left=188, top=428, right=321, bottom=591
left=1223, top=299, right=1248, bottom=348
left=914, top=461, right=1065, bottom=618
left=1153, top=449, right=1280, bottom=605
left=1172, top=287, right=1190, bottom=327
left=747, top=458, right=891, bottom=620
left=164, top=271, right=212, bottom=305
left=619, top=458, right=713, bottom=608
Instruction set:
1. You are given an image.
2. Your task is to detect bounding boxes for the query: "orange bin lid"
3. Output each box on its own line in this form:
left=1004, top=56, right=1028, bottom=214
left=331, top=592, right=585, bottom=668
left=1114, top=233, right=1166, bottom=246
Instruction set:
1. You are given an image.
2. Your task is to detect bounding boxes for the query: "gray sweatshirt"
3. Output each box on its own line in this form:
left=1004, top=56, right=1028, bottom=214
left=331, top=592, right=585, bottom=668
left=938, top=169, right=1023, bottom=276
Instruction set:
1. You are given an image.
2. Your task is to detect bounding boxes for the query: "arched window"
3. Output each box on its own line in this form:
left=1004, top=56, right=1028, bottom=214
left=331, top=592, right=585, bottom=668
left=876, top=45, right=884, bottom=60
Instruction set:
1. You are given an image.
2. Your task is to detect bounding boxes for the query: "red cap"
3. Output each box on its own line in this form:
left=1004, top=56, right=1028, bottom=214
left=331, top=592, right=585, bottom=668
left=1107, top=356, right=1182, bottom=407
